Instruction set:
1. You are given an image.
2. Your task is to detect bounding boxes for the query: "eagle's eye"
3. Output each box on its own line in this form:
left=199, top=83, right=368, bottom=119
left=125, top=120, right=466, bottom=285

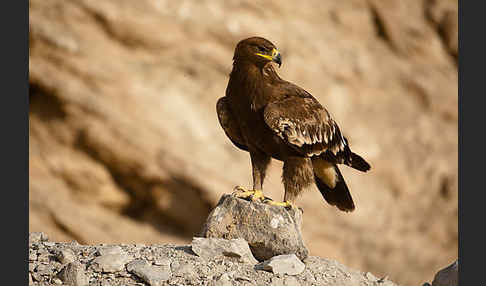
left=257, top=46, right=266, bottom=53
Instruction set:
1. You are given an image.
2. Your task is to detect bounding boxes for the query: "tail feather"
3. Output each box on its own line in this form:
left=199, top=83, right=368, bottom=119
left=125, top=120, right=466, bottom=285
left=313, top=161, right=355, bottom=212
left=320, top=144, right=371, bottom=173
left=341, top=137, right=371, bottom=172
left=348, top=152, right=371, bottom=172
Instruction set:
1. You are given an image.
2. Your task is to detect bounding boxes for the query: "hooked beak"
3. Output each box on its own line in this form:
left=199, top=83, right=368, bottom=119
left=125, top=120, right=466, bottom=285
left=272, top=49, right=282, bottom=68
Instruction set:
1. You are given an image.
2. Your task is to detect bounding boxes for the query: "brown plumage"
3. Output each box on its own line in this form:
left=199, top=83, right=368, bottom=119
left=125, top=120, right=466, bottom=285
left=217, top=37, right=370, bottom=212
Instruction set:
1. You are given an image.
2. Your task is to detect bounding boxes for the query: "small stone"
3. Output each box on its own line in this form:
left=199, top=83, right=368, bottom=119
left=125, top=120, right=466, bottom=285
left=91, top=252, right=131, bottom=273
left=127, top=259, right=171, bottom=286
left=29, top=274, right=33, bottom=285
left=35, top=263, right=48, bottom=272
left=37, top=248, right=48, bottom=255
left=81, top=249, right=91, bottom=257
left=29, top=232, right=48, bottom=244
left=29, top=252, right=38, bottom=262
left=118, top=272, right=132, bottom=278
left=283, top=276, right=301, bottom=286
left=174, top=262, right=197, bottom=280
left=365, top=271, right=377, bottom=281
left=257, top=254, right=305, bottom=276
left=271, top=277, right=284, bottom=286
left=214, top=272, right=233, bottom=286
left=191, top=237, right=258, bottom=264
left=170, top=260, right=180, bottom=270
left=378, top=275, right=389, bottom=282
left=154, top=258, right=171, bottom=267
left=31, top=272, right=43, bottom=282
left=96, top=246, right=123, bottom=256
left=432, top=260, right=458, bottom=286
left=36, top=263, right=57, bottom=276
left=235, top=276, right=252, bottom=282
left=57, top=249, right=76, bottom=264
left=53, top=277, right=63, bottom=285
left=37, top=253, right=50, bottom=263
left=58, top=262, right=88, bottom=286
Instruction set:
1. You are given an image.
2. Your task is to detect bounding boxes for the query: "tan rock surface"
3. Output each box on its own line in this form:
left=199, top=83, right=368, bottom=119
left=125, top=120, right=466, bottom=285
left=29, top=1, right=458, bottom=286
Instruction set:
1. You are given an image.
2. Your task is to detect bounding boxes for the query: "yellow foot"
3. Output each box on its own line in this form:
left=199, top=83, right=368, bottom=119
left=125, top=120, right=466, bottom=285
left=262, top=199, right=303, bottom=212
left=232, top=186, right=265, bottom=202
left=262, top=199, right=295, bottom=210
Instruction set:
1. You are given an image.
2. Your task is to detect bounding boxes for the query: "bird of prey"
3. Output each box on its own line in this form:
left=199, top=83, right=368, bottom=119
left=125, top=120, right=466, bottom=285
left=216, top=37, right=370, bottom=212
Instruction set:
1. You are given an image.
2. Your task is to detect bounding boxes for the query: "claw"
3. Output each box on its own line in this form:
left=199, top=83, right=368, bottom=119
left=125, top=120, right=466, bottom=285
left=250, top=189, right=265, bottom=202
left=232, top=186, right=265, bottom=202
left=232, top=186, right=248, bottom=196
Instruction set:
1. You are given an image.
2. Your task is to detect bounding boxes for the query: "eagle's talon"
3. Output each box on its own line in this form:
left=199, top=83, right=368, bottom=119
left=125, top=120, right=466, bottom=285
left=250, top=189, right=265, bottom=202
left=284, top=202, right=294, bottom=211
left=232, top=186, right=265, bottom=202
left=262, top=197, right=274, bottom=203
left=232, top=186, right=247, bottom=196
left=264, top=200, right=296, bottom=210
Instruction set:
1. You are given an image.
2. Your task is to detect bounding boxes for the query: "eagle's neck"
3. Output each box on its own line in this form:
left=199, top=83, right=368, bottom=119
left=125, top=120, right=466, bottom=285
left=262, top=64, right=284, bottom=83
left=229, top=60, right=267, bottom=111
left=230, top=60, right=263, bottom=83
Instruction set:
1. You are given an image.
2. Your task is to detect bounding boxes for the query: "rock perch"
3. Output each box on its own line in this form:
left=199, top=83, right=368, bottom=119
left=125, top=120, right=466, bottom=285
left=199, top=194, right=308, bottom=261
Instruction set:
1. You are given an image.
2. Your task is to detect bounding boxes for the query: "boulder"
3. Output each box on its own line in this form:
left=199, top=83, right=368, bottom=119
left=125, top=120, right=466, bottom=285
left=431, top=260, right=458, bottom=286
left=191, top=237, right=258, bottom=264
left=199, top=194, right=308, bottom=261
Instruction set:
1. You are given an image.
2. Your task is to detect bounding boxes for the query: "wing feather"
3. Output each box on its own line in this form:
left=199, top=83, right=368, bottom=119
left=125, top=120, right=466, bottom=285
left=263, top=94, right=346, bottom=158
left=216, top=97, right=248, bottom=151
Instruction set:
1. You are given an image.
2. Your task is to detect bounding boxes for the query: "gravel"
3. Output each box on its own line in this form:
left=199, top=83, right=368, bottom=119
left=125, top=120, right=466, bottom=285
left=29, top=232, right=399, bottom=286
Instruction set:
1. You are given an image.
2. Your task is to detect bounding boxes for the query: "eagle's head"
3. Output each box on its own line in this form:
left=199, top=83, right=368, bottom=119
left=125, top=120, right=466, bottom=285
left=233, top=37, right=282, bottom=68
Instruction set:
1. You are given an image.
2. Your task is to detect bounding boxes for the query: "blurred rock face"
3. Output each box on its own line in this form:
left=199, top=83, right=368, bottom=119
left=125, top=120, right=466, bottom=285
left=28, top=1, right=458, bottom=286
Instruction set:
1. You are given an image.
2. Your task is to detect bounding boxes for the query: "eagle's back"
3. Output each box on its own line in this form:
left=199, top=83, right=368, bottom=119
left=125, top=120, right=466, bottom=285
left=222, top=62, right=370, bottom=172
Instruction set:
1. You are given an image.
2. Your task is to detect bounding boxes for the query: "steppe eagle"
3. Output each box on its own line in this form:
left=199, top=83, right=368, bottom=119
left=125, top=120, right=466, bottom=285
left=217, top=37, right=370, bottom=211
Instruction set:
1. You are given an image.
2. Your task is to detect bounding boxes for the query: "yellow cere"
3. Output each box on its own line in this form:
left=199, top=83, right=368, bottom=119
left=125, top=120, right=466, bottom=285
left=255, top=53, right=273, bottom=60
left=256, top=48, right=279, bottom=60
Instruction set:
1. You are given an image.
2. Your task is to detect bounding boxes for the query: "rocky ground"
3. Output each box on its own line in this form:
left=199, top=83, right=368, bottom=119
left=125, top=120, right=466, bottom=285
left=29, top=232, right=399, bottom=286
left=29, top=1, right=458, bottom=286
left=28, top=194, right=457, bottom=286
